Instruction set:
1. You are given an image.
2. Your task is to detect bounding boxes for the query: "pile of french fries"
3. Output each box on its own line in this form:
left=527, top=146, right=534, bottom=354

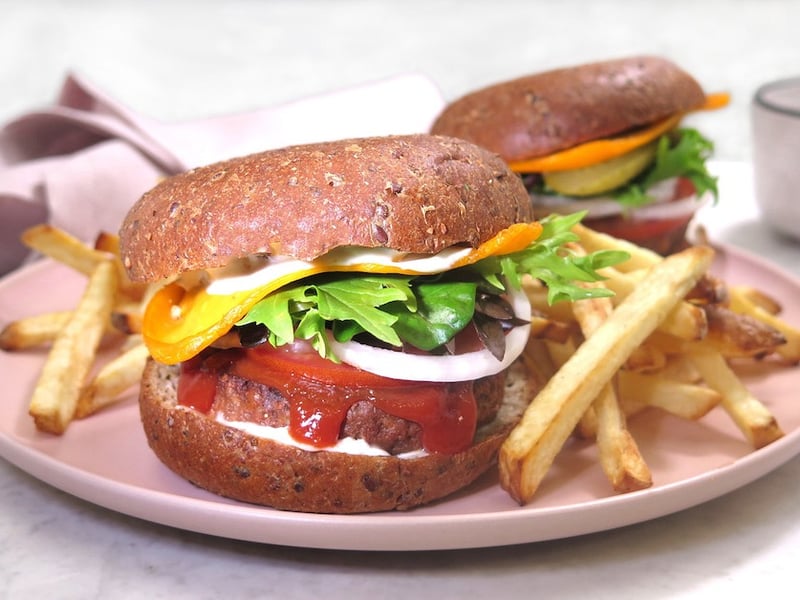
left=500, top=224, right=800, bottom=504
left=0, top=225, right=152, bottom=434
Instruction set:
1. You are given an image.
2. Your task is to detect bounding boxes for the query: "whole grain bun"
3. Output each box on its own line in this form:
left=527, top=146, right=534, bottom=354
left=430, top=56, right=707, bottom=163
left=120, top=134, right=532, bottom=282
left=138, top=358, right=535, bottom=514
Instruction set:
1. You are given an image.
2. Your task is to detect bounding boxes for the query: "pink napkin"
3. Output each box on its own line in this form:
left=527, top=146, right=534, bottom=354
left=0, top=72, right=445, bottom=276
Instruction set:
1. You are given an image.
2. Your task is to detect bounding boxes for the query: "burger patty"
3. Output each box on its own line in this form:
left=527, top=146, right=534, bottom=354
left=213, top=371, right=505, bottom=455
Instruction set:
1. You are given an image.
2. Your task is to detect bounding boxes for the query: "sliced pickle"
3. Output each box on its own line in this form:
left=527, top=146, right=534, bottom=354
left=543, top=141, right=659, bottom=197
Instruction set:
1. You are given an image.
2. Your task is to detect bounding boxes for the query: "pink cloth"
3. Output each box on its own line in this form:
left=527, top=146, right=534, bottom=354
left=0, top=72, right=445, bottom=275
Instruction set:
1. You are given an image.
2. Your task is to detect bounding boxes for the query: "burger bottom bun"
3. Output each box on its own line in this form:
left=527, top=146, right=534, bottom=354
left=138, top=358, right=536, bottom=514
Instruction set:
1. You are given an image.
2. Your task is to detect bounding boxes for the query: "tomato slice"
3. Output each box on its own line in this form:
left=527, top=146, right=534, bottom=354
left=236, top=343, right=413, bottom=388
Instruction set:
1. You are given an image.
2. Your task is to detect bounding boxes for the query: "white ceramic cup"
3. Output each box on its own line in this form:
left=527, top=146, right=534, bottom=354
left=752, top=77, right=800, bottom=240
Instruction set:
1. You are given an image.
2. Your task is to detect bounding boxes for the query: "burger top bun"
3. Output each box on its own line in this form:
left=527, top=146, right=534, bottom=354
left=120, top=134, right=532, bottom=283
left=430, top=56, right=707, bottom=163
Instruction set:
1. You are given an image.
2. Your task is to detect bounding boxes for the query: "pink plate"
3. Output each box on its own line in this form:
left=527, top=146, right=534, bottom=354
left=1, top=246, right=800, bottom=551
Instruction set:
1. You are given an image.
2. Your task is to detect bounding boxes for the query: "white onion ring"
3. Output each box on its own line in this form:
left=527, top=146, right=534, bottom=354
left=329, top=283, right=532, bottom=382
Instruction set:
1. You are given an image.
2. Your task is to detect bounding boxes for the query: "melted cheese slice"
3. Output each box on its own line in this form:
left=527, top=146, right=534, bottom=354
left=142, top=221, right=542, bottom=364
left=508, top=92, right=731, bottom=174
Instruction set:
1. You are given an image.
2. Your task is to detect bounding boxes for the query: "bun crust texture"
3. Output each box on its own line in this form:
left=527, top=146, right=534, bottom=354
left=430, top=56, right=706, bottom=163
left=120, top=134, right=532, bottom=282
left=138, top=358, right=536, bottom=514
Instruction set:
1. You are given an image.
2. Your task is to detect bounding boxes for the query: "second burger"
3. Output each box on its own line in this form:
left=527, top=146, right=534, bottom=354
left=431, top=55, right=729, bottom=254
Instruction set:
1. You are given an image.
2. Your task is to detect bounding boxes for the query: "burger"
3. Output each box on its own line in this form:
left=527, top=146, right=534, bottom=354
left=430, top=55, right=729, bottom=254
left=119, top=134, right=621, bottom=513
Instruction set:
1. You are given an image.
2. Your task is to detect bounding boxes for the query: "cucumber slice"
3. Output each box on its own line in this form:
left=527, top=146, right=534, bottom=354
left=543, top=141, right=659, bottom=197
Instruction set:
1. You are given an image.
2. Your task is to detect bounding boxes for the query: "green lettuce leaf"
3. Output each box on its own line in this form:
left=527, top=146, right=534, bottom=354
left=614, top=128, right=718, bottom=207
left=236, top=212, right=628, bottom=360
left=384, top=280, right=478, bottom=351
left=239, top=276, right=413, bottom=350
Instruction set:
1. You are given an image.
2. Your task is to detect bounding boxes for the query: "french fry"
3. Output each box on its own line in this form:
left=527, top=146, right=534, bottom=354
left=93, top=231, right=121, bottom=255
left=657, top=354, right=702, bottom=383
left=0, top=311, right=72, bottom=350
left=542, top=338, right=601, bottom=438
left=76, top=343, right=150, bottom=418
left=730, top=285, right=782, bottom=315
left=27, top=260, right=117, bottom=434
left=119, top=333, right=145, bottom=352
left=4, top=225, right=156, bottom=433
left=623, top=342, right=668, bottom=373
left=499, top=246, right=714, bottom=504
left=646, top=330, right=688, bottom=355
left=572, top=223, right=661, bottom=271
left=600, top=266, right=708, bottom=341
left=685, top=273, right=728, bottom=305
left=528, top=314, right=574, bottom=344
left=543, top=339, right=575, bottom=369
left=570, top=291, right=611, bottom=335
left=94, top=231, right=148, bottom=302
left=687, top=343, right=784, bottom=448
left=594, top=383, right=653, bottom=492
left=617, top=370, right=721, bottom=420
left=729, top=287, right=800, bottom=363
left=571, top=276, right=652, bottom=492
left=521, top=337, right=561, bottom=391
left=703, top=304, right=787, bottom=359
left=523, top=279, right=575, bottom=322
left=21, top=224, right=110, bottom=276
left=661, top=302, right=708, bottom=342
left=582, top=223, right=799, bottom=362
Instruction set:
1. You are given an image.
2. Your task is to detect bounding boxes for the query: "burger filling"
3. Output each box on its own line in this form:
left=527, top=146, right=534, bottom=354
left=504, top=92, right=729, bottom=253
left=180, top=342, right=506, bottom=456
left=522, top=128, right=718, bottom=254
left=524, top=128, right=718, bottom=210
left=143, top=213, right=627, bottom=455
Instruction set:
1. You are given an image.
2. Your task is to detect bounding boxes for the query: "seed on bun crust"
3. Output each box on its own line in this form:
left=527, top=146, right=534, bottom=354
left=430, top=56, right=728, bottom=255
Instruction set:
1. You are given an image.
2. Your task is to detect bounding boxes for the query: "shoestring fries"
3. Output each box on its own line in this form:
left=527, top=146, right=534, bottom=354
left=501, top=246, right=715, bottom=504
left=75, top=341, right=150, bottom=419
left=504, top=225, right=797, bottom=505
left=26, top=261, right=117, bottom=434
left=570, top=272, right=652, bottom=493
left=1, top=225, right=152, bottom=434
left=0, top=311, right=73, bottom=351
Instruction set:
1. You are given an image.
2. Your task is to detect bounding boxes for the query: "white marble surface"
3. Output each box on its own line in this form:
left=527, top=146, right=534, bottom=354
left=2, top=0, right=800, bottom=598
